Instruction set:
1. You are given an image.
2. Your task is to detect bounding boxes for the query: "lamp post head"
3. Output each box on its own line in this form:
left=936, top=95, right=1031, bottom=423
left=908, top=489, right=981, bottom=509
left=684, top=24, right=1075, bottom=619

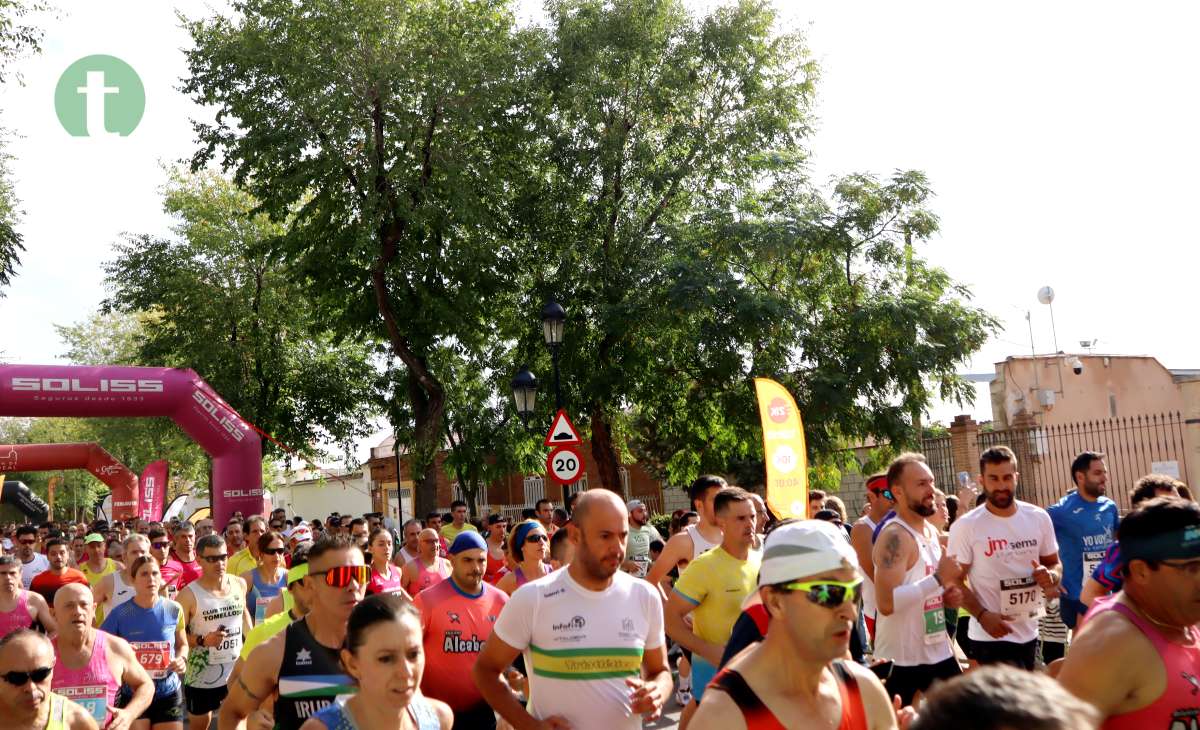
left=511, top=366, right=538, bottom=424
left=541, top=300, right=566, bottom=348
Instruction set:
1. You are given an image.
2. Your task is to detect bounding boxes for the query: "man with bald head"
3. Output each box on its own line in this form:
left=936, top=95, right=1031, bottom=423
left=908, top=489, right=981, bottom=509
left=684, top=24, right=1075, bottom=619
left=0, top=629, right=99, bottom=728
left=475, top=490, right=673, bottom=730
left=51, top=584, right=153, bottom=729
left=400, top=528, right=452, bottom=595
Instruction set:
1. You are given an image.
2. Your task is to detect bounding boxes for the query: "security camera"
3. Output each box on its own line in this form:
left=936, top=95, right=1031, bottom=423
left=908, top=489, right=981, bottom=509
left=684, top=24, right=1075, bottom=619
left=1070, top=357, right=1083, bottom=375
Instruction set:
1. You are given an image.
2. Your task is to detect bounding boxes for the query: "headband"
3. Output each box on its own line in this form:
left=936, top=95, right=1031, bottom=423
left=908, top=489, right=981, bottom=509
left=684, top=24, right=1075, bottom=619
left=1122, top=525, right=1200, bottom=564
left=512, top=521, right=541, bottom=558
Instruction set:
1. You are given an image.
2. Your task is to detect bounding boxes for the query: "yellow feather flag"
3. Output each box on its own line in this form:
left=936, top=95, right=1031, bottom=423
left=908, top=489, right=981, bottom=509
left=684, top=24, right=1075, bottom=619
left=753, top=378, right=808, bottom=519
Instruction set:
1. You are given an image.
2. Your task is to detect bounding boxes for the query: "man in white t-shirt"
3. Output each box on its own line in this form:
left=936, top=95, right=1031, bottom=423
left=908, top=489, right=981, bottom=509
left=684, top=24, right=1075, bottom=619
left=475, top=490, right=672, bottom=730
left=15, top=526, right=49, bottom=589
left=624, top=500, right=662, bottom=577
left=947, top=445, right=1061, bottom=670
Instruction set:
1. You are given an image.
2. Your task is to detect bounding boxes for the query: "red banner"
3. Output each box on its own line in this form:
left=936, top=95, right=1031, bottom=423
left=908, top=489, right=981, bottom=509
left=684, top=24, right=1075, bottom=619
left=140, top=460, right=169, bottom=522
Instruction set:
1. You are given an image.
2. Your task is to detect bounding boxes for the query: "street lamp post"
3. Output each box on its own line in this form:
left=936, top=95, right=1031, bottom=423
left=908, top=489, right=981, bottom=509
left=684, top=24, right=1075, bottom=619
left=511, top=366, right=538, bottom=428
left=541, top=300, right=566, bottom=410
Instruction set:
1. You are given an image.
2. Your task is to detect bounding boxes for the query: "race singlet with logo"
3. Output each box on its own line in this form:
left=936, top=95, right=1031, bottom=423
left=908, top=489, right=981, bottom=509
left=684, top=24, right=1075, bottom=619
left=51, top=631, right=120, bottom=725
left=185, top=579, right=246, bottom=689
left=275, top=618, right=356, bottom=728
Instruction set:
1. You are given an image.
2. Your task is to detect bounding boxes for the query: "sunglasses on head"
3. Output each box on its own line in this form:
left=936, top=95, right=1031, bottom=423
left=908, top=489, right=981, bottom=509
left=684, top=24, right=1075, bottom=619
left=309, top=564, right=370, bottom=588
left=202, top=554, right=228, bottom=563
left=779, top=579, right=863, bottom=609
left=526, top=533, right=549, bottom=544
left=1, top=667, right=51, bottom=686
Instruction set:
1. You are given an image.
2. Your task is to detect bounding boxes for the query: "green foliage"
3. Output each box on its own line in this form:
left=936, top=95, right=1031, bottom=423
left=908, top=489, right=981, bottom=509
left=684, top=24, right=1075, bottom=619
left=0, top=133, right=23, bottom=298
left=0, top=0, right=48, bottom=85
left=649, top=512, right=672, bottom=536
left=102, top=169, right=380, bottom=462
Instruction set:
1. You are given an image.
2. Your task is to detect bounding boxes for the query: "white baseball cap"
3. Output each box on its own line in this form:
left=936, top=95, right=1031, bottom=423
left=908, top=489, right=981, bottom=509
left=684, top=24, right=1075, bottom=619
left=758, top=520, right=860, bottom=587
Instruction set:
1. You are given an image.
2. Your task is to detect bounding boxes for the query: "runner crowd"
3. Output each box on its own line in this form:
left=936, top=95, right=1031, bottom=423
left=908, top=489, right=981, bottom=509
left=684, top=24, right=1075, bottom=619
left=0, top=446, right=1193, bottom=729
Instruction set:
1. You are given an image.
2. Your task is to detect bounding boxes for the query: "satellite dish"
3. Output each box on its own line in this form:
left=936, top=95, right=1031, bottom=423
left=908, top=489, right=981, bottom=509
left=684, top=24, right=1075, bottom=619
left=1037, top=286, right=1055, bottom=305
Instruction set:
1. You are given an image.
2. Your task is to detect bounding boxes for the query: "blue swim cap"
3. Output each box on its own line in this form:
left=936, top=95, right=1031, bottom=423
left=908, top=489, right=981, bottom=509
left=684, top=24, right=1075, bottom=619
left=448, top=530, right=488, bottom=555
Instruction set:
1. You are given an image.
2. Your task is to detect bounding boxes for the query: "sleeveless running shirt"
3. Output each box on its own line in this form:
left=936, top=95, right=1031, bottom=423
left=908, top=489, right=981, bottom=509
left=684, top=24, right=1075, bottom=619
left=860, top=516, right=878, bottom=620
left=276, top=618, right=356, bottom=728
left=873, top=520, right=953, bottom=667
left=514, top=563, right=552, bottom=587
left=51, top=630, right=120, bottom=726
left=184, top=578, right=246, bottom=689
left=311, top=694, right=440, bottom=730
left=708, top=661, right=868, bottom=730
left=686, top=523, right=721, bottom=560
left=1091, top=601, right=1200, bottom=730
left=80, top=559, right=117, bottom=587
left=37, top=692, right=69, bottom=730
left=248, top=568, right=286, bottom=623
left=104, top=571, right=135, bottom=618
left=99, top=597, right=181, bottom=698
left=0, top=591, right=32, bottom=638
left=410, top=558, right=450, bottom=595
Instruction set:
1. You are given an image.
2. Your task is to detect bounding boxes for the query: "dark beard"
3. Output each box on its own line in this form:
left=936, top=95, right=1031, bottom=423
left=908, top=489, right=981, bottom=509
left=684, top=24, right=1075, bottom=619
left=912, top=501, right=935, bottom=517
left=1083, top=481, right=1105, bottom=497
left=987, top=491, right=1013, bottom=508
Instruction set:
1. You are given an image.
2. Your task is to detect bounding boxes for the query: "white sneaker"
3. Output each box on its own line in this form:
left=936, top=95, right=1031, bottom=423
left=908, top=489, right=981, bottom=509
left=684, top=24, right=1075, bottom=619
left=675, top=687, right=693, bottom=707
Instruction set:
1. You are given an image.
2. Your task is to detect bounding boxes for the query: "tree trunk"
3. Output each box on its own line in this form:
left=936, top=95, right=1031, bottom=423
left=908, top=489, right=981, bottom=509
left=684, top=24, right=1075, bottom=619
left=405, top=369, right=444, bottom=519
left=589, top=403, right=622, bottom=494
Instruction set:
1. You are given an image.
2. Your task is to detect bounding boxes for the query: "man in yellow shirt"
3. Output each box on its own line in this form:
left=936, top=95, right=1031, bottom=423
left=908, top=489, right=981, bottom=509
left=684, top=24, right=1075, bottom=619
left=439, top=501, right=479, bottom=544
left=666, top=487, right=761, bottom=723
left=78, top=534, right=119, bottom=587
left=227, top=516, right=267, bottom=578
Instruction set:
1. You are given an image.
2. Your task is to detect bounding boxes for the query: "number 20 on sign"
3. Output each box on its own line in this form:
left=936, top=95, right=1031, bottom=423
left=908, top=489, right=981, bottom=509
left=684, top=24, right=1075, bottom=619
left=547, top=445, right=584, bottom=484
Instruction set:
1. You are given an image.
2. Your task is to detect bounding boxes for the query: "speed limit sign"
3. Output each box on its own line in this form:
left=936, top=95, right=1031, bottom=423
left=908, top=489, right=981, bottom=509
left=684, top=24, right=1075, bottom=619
left=547, top=445, right=584, bottom=484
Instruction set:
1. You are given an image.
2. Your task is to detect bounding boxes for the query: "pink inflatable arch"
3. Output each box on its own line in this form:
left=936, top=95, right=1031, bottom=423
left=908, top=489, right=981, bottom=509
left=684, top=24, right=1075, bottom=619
left=0, top=442, right=139, bottom=520
left=0, top=365, right=263, bottom=527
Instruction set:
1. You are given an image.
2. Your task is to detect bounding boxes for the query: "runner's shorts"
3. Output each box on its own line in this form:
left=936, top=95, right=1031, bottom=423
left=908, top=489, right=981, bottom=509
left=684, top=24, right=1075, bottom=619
left=184, top=684, right=229, bottom=715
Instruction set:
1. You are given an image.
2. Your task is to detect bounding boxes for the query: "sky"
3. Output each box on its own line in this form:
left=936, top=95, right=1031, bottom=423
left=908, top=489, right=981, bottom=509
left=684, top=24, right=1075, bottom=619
left=2, top=1, right=1198, bottom=460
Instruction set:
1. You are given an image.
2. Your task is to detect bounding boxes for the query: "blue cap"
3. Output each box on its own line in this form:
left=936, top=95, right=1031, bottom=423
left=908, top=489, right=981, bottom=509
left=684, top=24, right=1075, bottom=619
left=448, top=531, right=488, bottom=555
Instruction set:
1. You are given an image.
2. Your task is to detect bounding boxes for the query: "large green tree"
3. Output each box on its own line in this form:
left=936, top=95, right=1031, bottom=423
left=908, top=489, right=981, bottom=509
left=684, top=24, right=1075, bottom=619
left=102, top=169, right=380, bottom=462
left=630, top=168, right=997, bottom=488
left=513, top=0, right=817, bottom=491
left=183, top=0, right=539, bottom=515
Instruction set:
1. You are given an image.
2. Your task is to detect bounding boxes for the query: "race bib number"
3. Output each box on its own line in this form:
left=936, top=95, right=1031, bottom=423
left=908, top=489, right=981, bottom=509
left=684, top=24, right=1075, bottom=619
left=631, top=556, right=650, bottom=577
left=1082, top=550, right=1105, bottom=581
left=922, top=594, right=946, bottom=644
left=1000, top=576, right=1045, bottom=620
left=208, top=627, right=242, bottom=664
left=57, top=686, right=107, bottom=723
left=131, top=641, right=172, bottom=679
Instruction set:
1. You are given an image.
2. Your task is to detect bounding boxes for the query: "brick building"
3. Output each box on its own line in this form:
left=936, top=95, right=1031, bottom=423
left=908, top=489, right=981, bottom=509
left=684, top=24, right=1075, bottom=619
left=365, top=435, right=667, bottom=522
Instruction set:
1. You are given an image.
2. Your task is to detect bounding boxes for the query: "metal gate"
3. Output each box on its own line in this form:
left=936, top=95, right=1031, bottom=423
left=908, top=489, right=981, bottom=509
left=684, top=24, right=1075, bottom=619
left=977, top=412, right=1189, bottom=510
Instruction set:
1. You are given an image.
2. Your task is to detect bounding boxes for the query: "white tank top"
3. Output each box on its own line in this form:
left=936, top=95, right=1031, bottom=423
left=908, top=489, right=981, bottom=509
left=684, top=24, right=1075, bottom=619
left=105, top=572, right=135, bottom=617
left=860, top=515, right=878, bottom=619
left=685, top=523, right=721, bottom=560
left=873, top=519, right=954, bottom=667
left=184, top=578, right=246, bottom=689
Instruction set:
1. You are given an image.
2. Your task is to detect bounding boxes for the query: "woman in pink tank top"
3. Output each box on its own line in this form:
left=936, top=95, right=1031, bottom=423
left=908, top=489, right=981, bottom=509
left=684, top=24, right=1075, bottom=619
left=0, top=590, right=32, bottom=638
left=51, top=630, right=121, bottom=726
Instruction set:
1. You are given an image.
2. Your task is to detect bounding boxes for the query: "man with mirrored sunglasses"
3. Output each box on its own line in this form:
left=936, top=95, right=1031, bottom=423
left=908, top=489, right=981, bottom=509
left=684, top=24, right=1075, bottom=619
left=692, top=520, right=898, bottom=730
left=219, top=534, right=366, bottom=730
left=0, top=629, right=98, bottom=729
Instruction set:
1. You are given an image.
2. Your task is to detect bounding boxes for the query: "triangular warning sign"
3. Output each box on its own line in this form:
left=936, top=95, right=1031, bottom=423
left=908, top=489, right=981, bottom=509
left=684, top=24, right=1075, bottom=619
left=543, top=409, right=583, bottom=446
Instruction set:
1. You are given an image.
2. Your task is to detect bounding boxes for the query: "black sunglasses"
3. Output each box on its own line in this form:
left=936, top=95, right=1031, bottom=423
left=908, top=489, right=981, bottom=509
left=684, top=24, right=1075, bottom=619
left=526, top=534, right=549, bottom=544
left=2, top=667, right=51, bottom=685
left=201, top=554, right=229, bottom=563
left=152, top=542, right=170, bottom=550
left=262, top=547, right=287, bottom=556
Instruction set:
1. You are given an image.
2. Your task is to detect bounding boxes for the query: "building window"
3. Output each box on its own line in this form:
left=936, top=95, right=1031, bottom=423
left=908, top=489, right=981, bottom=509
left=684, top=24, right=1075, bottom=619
left=451, top=483, right=488, bottom=515
left=523, top=475, right=545, bottom=505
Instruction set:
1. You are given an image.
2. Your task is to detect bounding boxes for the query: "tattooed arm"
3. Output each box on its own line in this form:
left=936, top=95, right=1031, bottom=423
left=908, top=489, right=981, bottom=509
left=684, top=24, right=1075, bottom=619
left=872, top=524, right=916, bottom=616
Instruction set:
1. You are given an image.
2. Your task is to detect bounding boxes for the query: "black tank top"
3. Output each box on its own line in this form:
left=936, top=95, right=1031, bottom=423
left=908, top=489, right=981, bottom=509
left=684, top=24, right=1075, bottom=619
left=274, top=618, right=355, bottom=729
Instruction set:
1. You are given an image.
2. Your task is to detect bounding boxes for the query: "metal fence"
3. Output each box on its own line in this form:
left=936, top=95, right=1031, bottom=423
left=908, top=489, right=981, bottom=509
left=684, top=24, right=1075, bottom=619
left=920, top=435, right=956, bottom=495
left=977, top=412, right=1189, bottom=511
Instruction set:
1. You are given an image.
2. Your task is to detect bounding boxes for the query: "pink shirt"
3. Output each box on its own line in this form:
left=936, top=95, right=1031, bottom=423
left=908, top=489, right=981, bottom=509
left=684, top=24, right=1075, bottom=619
left=52, top=630, right=120, bottom=726
left=161, top=556, right=202, bottom=592
left=367, top=564, right=406, bottom=596
left=414, top=579, right=508, bottom=712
